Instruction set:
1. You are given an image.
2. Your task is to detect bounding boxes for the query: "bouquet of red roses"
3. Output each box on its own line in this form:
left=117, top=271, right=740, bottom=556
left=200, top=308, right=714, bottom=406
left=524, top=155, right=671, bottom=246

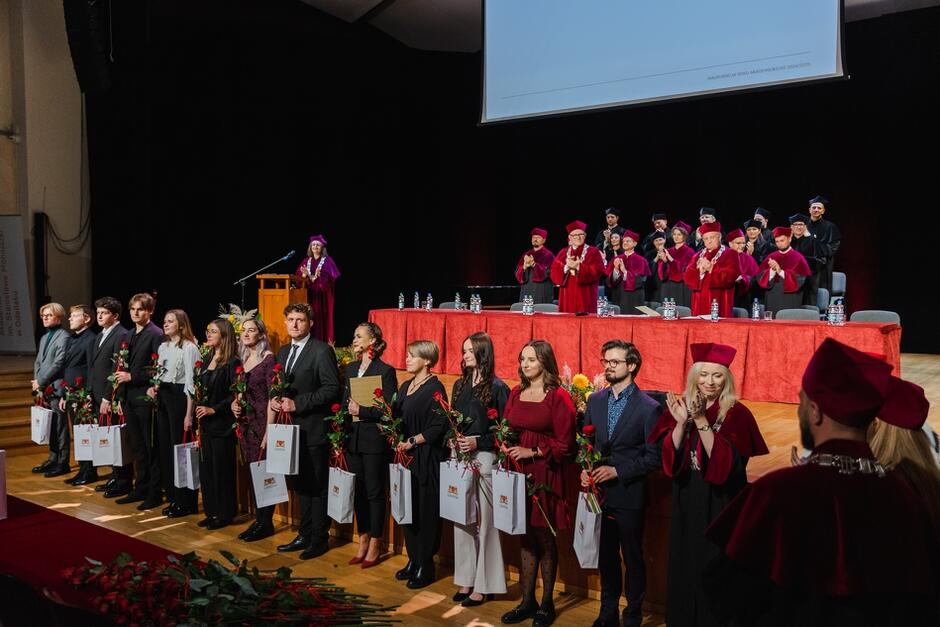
left=373, top=388, right=410, bottom=466
left=63, top=377, right=95, bottom=425
left=325, top=402, right=349, bottom=470
left=432, top=391, right=475, bottom=465
left=575, top=424, right=603, bottom=513
left=138, top=352, right=167, bottom=405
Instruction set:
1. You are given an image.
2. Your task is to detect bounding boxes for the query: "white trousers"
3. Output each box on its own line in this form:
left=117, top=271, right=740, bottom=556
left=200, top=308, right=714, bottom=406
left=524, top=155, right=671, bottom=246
left=452, top=450, right=507, bottom=594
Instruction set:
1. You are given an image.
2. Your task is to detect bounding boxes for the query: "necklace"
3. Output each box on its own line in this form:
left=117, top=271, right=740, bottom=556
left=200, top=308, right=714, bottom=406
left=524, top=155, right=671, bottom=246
left=566, top=244, right=590, bottom=275
left=805, top=453, right=886, bottom=476
left=408, top=373, right=433, bottom=395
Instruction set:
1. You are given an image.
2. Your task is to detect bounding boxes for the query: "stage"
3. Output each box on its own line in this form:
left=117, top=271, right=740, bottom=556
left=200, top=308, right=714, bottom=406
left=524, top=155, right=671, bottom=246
left=2, top=353, right=938, bottom=626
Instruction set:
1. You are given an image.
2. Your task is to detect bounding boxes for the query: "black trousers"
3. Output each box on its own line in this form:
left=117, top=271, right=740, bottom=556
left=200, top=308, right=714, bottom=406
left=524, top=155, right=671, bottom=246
left=46, top=405, right=70, bottom=466
left=294, top=435, right=330, bottom=546
left=124, top=393, right=160, bottom=498
left=199, top=432, right=236, bottom=521
left=599, top=507, right=647, bottom=627
left=402, top=473, right=442, bottom=567
left=346, top=450, right=388, bottom=538
left=155, top=385, right=196, bottom=509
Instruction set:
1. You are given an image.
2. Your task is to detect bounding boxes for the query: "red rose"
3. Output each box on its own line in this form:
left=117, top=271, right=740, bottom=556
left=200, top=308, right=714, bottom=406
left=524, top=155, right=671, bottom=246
left=273, top=363, right=283, bottom=372
left=583, top=425, right=596, bottom=436
left=44, top=385, right=54, bottom=396
left=74, top=376, right=84, bottom=387
left=194, top=361, right=203, bottom=369
left=121, top=341, right=129, bottom=349
left=331, top=403, right=341, bottom=413
left=433, top=391, right=443, bottom=401
left=374, top=388, right=383, bottom=398
left=235, top=365, right=244, bottom=375
left=487, top=408, right=499, bottom=419
left=151, top=352, right=159, bottom=360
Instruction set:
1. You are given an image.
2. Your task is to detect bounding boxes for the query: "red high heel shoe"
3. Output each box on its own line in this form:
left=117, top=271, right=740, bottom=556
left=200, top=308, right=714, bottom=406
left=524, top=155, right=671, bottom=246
left=348, top=556, right=365, bottom=565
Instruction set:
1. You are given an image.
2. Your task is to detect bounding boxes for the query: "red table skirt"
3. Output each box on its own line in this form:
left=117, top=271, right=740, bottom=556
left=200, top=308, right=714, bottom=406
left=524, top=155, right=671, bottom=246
left=368, top=309, right=902, bottom=403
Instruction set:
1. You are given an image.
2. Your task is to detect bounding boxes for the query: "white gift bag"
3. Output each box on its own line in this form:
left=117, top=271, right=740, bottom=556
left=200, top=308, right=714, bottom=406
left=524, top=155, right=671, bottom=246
left=265, top=423, right=300, bottom=475
left=389, top=462, right=413, bottom=525
left=327, top=466, right=356, bottom=524
left=492, top=468, right=527, bottom=535
left=31, top=405, right=53, bottom=445
left=0, top=450, right=7, bottom=521
left=173, top=441, right=201, bottom=490
left=439, top=460, right=477, bottom=526
left=250, top=461, right=290, bottom=508
left=110, top=424, right=135, bottom=466
left=92, top=424, right=114, bottom=467
left=73, top=424, right=96, bottom=461
left=573, top=492, right=603, bottom=569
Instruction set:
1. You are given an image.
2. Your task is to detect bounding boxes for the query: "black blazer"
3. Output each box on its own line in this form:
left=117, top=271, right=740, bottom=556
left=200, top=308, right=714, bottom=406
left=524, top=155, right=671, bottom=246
left=197, top=357, right=240, bottom=436
left=451, top=377, right=510, bottom=453
left=276, top=337, right=341, bottom=445
left=583, top=385, right=663, bottom=510
left=342, top=358, right=398, bottom=455
left=87, top=325, right=130, bottom=404
left=123, top=322, right=165, bottom=401
left=57, top=328, right=98, bottom=397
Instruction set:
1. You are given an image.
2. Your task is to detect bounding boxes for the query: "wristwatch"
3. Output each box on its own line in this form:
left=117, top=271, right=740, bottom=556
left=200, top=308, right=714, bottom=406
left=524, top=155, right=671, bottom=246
left=530, top=447, right=539, bottom=458
left=408, top=436, right=418, bottom=446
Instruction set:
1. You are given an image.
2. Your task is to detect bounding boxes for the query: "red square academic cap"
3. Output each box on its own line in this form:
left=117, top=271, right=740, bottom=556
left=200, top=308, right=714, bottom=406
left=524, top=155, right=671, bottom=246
left=699, top=222, right=722, bottom=235
left=690, top=342, right=736, bottom=367
left=772, top=226, right=791, bottom=238
left=726, top=228, right=745, bottom=241
left=566, top=220, right=587, bottom=234
left=802, top=338, right=928, bottom=429
left=530, top=227, right=548, bottom=239
left=672, top=221, right=692, bottom=235
left=622, top=229, right=640, bottom=242
left=309, top=234, right=328, bottom=246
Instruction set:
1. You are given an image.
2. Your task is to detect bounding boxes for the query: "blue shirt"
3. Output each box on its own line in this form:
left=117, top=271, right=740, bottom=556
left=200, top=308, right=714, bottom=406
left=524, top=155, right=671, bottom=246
left=606, top=382, right=637, bottom=436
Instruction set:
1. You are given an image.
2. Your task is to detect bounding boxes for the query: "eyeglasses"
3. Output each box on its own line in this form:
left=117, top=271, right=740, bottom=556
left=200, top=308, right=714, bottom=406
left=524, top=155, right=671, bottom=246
left=600, top=359, right=628, bottom=367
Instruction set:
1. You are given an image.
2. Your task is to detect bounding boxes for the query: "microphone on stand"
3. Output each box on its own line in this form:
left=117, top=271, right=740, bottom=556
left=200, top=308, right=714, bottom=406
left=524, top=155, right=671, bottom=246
left=282, top=250, right=297, bottom=261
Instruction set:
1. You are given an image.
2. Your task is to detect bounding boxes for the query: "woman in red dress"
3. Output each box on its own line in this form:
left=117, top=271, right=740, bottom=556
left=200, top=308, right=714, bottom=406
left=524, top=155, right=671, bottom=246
left=499, top=340, right=576, bottom=627
left=295, top=234, right=340, bottom=343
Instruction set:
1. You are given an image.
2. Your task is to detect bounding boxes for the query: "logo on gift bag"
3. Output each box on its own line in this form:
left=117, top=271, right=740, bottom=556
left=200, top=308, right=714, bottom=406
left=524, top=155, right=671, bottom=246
left=332, top=485, right=340, bottom=496
left=263, top=477, right=277, bottom=489
left=578, top=520, right=585, bottom=536
left=447, top=484, right=458, bottom=497
left=80, top=438, right=91, bottom=446
left=99, top=438, right=110, bottom=446
left=392, top=483, right=399, bottom=496
left=275, top=440, right=286, bottom=450
left=499, top=495, right=509, bottom=507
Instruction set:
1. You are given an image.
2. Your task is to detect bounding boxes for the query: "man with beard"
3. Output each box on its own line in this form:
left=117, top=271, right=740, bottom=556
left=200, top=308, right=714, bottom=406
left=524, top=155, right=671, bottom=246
left=594, top=207, right=626, bottom=250
left=789, top=213, right=827, bottom=306
left=757, top=226, right=812, bottom=314
left=581, top=340, right=662, bottom=627
left=514, top=227, right=555, bottom=304
left=704, top=338, right=938, bottom=626
left=641, top=213, right=671, bottom=256
left=807, top=195, right=841, bottom=291
left=551, top=220, right=606, bottom=313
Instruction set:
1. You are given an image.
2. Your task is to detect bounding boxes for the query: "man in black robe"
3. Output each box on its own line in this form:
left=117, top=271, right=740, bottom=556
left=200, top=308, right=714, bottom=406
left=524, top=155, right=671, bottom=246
left=641, top=212, right=671, bottom=256
left=692, top=207, right=718, bottom=250
left=789, top=213, right=828, bottom=306
left=806, top=195, right=841, bottom=291
left=593, top=207, right=625, bottom=249
left=703, top=338, right=938, bottom=627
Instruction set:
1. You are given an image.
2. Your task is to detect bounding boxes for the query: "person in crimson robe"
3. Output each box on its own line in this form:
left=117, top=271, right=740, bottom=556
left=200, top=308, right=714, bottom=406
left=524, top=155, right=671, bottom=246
left=644, top=231, right=668, bottom=303
left=295, top=234, right=340, bottom=343
left=515, top=227, right=556, bottom=304
left=691, top=207, right=718, bottom=251
left=726, top=228, right=760, bottom=310
left=550, top=220, right=606, bottom=314
left=648, top=343, right=769, bottom=627
left=703, top=338, right=938, bottom=626
left=656, top=221, right=696, bottom=308
left=684, top=222, right=738, bottom=318
left=757, top=227, right=812, bottom=315
left=606, top=229, right=651, bottom=314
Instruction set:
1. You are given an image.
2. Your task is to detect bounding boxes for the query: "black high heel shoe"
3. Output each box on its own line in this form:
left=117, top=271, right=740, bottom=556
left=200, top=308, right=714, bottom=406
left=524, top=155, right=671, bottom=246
left=461, top=593, right=493, bottom=607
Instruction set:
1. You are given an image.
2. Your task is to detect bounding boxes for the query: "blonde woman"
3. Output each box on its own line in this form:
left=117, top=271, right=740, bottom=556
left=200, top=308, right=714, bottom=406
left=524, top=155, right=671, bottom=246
left=648, top=343, right=768, bottom=627
left=870, top=420, right=940, bottom=533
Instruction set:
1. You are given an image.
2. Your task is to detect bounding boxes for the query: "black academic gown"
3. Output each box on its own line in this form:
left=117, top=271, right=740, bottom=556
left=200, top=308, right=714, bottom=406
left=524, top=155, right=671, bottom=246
left=790, top=234, right=827, bottom=305
left=807, top=217, right=841, bottom=291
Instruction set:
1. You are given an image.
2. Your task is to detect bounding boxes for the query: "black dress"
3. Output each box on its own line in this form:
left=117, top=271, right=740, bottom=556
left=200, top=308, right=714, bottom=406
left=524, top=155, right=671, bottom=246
left=342, top=358, right=398, bottom=538
left=394, top=376, right=448, bottom=569
left=197, top=356, right=239, bottom=523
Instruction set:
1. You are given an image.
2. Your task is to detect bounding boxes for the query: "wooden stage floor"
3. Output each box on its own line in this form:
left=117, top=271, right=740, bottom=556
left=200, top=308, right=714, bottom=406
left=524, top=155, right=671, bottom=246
left=4, top=353, right=939, bottom=626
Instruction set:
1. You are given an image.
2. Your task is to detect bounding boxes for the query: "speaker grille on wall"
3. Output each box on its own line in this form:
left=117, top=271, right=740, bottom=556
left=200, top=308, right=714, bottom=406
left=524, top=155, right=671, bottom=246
left=63, top=0, right=112, bottom=93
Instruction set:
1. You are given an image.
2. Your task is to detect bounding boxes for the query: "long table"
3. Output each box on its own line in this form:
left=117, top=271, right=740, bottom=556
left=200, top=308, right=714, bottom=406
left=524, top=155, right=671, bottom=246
left=368, top=309, right=902, bottom=403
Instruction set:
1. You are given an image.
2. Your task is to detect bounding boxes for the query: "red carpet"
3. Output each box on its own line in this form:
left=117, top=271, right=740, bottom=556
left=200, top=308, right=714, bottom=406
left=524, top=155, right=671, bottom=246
left=0, top=496, right=176, bottom=608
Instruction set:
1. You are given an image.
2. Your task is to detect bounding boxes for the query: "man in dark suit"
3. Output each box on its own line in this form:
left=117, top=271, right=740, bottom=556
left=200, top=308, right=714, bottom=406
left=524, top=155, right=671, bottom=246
left=582, top=340, right=662, bottom=627
left=56, top=304, right=99, bottom=486
left=88, top=297, right=131, bottom=496
left=269, top=302, right=341, bottom=560
left=111, top=293, right=164, bottom=509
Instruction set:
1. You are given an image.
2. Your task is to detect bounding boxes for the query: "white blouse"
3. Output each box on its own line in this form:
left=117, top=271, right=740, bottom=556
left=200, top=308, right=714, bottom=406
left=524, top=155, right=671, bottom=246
left=157, top=340, right=200, bottom=396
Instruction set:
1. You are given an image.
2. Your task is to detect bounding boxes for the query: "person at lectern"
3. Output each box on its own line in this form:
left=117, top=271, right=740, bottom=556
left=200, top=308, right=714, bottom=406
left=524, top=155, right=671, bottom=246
left=295, top=234, right=340, bottom=344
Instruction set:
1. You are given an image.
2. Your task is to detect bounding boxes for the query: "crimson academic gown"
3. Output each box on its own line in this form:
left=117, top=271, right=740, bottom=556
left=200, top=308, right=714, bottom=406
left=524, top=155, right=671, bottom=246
left=550, top=245, right=606, bottom=313
left=515, top=246, right=555, bottom=304
left=295, top=255, right=340, bottom=343
left=703, top=439, right=940, bottom=626
left=649, top=401, right=769, bottom=627
left=658, top=244, right=696, bottom=307
left=757, top=248, right=811, bottom=314
left=684, top=246, right=738, bottom=318
left=606, top=251, right=652, bottom=313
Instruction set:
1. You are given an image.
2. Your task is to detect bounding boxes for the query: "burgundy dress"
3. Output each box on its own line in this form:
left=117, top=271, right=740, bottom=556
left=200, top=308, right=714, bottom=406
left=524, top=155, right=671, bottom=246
left=240, top=354, right=275, bottom=464
left=295, top=256, right=340, bottom=343
left=504, top=386, right=577, bottom=530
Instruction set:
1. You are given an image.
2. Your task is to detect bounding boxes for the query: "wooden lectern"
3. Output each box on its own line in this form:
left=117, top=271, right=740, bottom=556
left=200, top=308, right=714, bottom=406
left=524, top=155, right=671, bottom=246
left=256, top=274, right=306, bottom=352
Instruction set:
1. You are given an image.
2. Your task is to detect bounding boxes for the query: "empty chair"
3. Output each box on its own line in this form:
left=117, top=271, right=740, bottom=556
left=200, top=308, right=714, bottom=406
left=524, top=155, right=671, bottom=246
left=645, top=301, right=662, bottom=311
left=509, top=302, right=525, bottom=312
left=850, top=310, right=901, bottom=324
left=655, top=305, right=692, bottom=318
left=438, top=301, right=457, bottom=309
left=816, top=287, right=830, bottom=312
left=831, top=272, right=846, bottom=297
left=776, top=308, right=821, bottom=321
left=533, top=303, right=559, bottom=313
left=732, top=307, right=750, bottom=319
left=602, top=304, right=621, bottom=315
